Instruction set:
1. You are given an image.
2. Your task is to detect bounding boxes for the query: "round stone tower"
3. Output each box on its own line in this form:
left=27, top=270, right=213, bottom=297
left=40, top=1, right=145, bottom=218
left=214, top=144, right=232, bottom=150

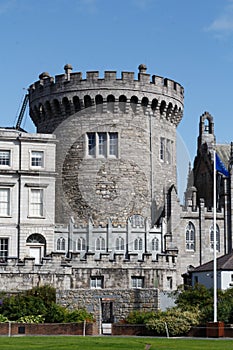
left=28, top=64, right=184, bottom=226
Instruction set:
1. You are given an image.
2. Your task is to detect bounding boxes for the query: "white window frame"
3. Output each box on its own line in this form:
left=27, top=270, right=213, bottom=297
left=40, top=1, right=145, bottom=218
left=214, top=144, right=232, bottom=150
left=131, top=277, right=144, bottom=289
left=185, top=222, right=195, bottom=251
left=134, top=237, right=143, bottom=251
left=96, top=237, right=105, bottom=251
left=0, top=150, right=11, bottom=166
left=57, top=237, right=65, bottom=251
left=0, top=238, right=9, bottom=260
left=0, top=188, right=10, bottom=217
left=76, top=237, right=86, bottom=251
left=152, top=237, right=159, bottom=251
left=31, top=151, right=44, bottom=168
left=210, top=225, right=220, bottom=252
left=90, top=276, right=103, bottom=289
left=29, top=188, right=44, bottom=217
left=116, top=237, right=124, bottom=251
left=86, top=132, right=118, bottom=158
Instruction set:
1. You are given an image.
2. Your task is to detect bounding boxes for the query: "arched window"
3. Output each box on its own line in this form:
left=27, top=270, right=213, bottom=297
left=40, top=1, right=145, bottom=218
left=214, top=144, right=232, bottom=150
left=152, top=238, right=159, bottom=251
left=95, top=95, right=103, bottom=113
left=210, top=225, right=220, bottom=252
left=73, top=96, right=81, bottom=112
left=151, top=98, right=158, bottom=112
left=84, top=95, right=92, bottom=108
left=96, top=237, right=105, bottom=251
left=119, top=95, right=127, bottom=112
left=141, top=97, right=149, bottom=114
left=116, top=237, right=124, bottom=251
left=134, top=237, right=143, bottom=251
left=130, top=96, right=138, bottom=113
left=57, top=237, right=65, bottom=251
left=159, top=100, right=166, bottom=115
left=62, top=97, right=71, bottom=115
left=107, top=95, right=115, bottom=112
left=130, top=214, right=144, bottom=227
left=185, top=222, right=195, bottom=251
left=77, top=237, right=86, bottom=251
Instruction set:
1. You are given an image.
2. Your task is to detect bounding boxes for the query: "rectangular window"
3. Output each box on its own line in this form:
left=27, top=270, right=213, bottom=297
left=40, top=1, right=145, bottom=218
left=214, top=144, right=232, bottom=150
left=0, top=238, right=8, bottom=260
left=30, top=189, right=43, bottom=217
left=0, top=188, right=10, bottom=216
left=31, top=151, right=44, bottom=167
left=167, top=276, right=173, bottom=290
left=87, top=133, right=96, bottom=156
left=87, top=132, right=118, bottom=158
left=160, top=138, right=165, bottom=161
left=98, top=132, right=107, bottom=156
left=109, top=132, right=118, bottom=157
left=131, top=277, right=144, bottom=288
left=90, top=276, right=103, bottom=289
left=0, top=150, right=10, bottom=166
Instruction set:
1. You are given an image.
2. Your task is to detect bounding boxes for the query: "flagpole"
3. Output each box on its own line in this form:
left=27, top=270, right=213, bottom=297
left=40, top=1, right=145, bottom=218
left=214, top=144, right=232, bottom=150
left=213, top=150, right=217, bottom=323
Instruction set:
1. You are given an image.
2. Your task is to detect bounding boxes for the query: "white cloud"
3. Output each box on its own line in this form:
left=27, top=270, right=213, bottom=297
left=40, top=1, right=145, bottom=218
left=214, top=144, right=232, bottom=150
left=206, top=0, right=233, bottom=37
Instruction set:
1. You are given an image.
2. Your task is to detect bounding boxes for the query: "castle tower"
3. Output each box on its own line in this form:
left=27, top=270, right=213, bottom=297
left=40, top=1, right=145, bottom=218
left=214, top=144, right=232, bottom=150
left=28, top=64, right=184, bottom=226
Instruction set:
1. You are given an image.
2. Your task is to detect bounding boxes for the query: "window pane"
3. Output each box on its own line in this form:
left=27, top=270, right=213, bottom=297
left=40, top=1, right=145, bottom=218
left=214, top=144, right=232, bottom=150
left=98, top=132, right=107, bottom=156
left=0, top=150, right=10, bottom=166
left=87, top=133, right=96, bottom=156
left=109, top=133, right=118, bottom=156
left=0, top=189, right=10, bottom=216
left=31, top=151, right=43, bottom=167
left=30, top=189, right=43, bottom=216
left=0, top=238, right=8, bottom=259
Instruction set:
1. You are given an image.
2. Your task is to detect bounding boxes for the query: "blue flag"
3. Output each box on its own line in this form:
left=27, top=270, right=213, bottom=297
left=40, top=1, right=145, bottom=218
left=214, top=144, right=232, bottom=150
left=216, top=153, right=230, bottom=177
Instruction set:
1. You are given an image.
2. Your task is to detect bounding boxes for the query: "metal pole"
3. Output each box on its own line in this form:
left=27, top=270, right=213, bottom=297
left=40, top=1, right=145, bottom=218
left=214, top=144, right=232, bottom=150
left=213, top=150, right=217, bottom=323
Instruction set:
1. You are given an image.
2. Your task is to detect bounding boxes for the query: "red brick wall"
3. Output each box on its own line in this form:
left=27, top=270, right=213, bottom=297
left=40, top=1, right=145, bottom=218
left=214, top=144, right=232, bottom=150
left=0, top=322, right=95, bottom=336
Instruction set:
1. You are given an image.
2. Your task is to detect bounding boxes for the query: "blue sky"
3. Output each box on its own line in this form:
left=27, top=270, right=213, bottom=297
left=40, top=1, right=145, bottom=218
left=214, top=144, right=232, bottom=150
left=1, top=0, right=233, bottom=164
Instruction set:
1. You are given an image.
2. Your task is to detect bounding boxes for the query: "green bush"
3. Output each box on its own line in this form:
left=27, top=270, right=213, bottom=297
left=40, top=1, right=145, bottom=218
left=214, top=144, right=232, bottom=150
left=146, top=308, right=200, bottom=336
left=123, top=310, right=156, bottom=324
left=64, top=309, right=94, bottom=323
left=0, top=314, right=9, bottom=322
left=17, top=315, right=45, bottom=324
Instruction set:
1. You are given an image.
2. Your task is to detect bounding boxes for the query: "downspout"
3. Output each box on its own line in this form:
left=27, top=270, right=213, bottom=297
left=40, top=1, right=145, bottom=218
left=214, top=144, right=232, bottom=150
left=17, top=134, right=22, bottom=259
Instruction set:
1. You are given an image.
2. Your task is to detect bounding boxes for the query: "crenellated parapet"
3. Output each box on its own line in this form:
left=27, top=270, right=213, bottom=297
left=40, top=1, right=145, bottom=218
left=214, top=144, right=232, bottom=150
left=28, top=64, right=184, bottom=132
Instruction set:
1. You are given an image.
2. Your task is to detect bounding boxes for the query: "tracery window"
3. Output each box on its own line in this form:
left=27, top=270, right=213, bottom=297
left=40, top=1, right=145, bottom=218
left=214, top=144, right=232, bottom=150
left=57, top=237, right=65, bottom=251
left=210, top=225, right=220, bottom=252
left=134, top=237, right=143, bottom=251
left=185, top=222, right=195, bottom=251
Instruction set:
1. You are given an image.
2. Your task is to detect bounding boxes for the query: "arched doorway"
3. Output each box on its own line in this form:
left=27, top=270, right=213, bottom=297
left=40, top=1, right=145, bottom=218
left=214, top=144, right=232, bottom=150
left=26, top=234, right=46, bottom=264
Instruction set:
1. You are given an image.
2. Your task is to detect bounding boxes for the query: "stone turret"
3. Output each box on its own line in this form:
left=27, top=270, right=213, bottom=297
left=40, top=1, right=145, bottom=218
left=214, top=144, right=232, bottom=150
left=28, top=65, right=184, bottom=227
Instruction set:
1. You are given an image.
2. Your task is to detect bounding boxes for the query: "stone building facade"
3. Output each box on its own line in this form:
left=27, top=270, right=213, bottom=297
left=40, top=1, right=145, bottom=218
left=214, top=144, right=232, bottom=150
left=0, top=64, right=232, bottom=331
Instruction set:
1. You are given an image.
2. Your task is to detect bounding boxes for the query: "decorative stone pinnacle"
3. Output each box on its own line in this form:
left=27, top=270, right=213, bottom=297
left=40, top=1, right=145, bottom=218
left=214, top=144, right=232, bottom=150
left=138, top=64, right=147, bottom=73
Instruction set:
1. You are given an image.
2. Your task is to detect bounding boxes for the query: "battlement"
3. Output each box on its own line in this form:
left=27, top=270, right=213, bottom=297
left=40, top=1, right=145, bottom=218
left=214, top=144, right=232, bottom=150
left=28, top=64, right=184, bottom=132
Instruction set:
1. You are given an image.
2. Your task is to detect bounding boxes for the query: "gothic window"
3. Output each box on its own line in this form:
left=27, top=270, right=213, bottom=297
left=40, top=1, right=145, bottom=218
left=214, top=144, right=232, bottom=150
left=134, top=237, right=143, bottom=251
left=130, top=214, right=144, bottom=227
left=185, top=222, right=195, bottom=251
left=210, top=225, right=220, bottom=252
left=77, top=237, right=86, bottom=251
left=57, top=237, right=65, bottom=251
left=0, top=150, right=10, bottom=166
left=152, top=238, right=159, bottom=251
left=131, top=276, right=144, bottom=288
left=96, top=237, right=105, bottom=251
left=116, top=237, right=124, bottom=251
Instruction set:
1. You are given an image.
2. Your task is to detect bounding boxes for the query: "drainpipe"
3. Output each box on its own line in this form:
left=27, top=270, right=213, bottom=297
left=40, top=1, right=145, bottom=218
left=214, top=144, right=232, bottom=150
left=17, top=133, right=22, bottom=259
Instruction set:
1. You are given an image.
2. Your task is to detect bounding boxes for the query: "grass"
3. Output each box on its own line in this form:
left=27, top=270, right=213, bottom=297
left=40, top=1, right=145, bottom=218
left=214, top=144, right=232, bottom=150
left=0, top=336, right=233, bottom=350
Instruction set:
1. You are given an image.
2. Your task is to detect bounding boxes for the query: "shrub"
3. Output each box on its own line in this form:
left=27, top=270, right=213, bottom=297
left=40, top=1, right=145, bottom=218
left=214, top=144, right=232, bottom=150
left=17, top=315, right=45, bottom=324
left=123, top=310, right=156, bottom=324
left=0, top=314, right=9, bottom=322
left=146, top=308, right=200, bottom=336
